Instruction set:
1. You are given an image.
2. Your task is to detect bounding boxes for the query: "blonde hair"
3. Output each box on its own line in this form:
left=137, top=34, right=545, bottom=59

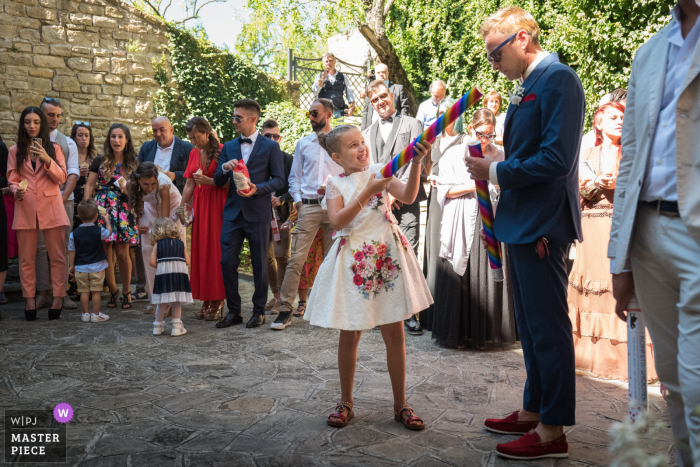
left=317, top=125, right=358, bottom=157
left=150, top=217, right=180, bottom=245
left=470, top=109, right=497, bottom=130
left=479, top=7, right=540, bottom=47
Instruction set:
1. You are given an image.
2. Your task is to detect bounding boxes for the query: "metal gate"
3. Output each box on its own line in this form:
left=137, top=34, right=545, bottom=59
left=287, top=49, right=371, bottom=113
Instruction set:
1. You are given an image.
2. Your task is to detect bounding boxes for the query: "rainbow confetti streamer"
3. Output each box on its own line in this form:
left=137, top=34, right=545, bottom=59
left=378, top=86, right=483, bottom=178
left=468, top=141, right=504, bottom=282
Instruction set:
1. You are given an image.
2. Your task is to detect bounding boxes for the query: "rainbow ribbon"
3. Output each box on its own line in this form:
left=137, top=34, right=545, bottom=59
left=378, top=86, right=483, bottom=178
left=468, top=141, right=504, bottom=282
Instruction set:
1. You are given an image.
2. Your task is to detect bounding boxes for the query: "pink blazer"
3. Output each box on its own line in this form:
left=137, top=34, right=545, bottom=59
left=8, top=144, right=69, bottom=230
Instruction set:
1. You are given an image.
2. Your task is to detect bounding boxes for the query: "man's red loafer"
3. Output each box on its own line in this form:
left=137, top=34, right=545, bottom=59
left=484, top=410, right=540, bottom=435
left=496, top=431, right=569, bottom=460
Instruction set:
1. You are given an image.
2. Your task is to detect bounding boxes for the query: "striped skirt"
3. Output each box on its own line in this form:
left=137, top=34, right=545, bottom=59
left=152, top=260, right=193, bottom=305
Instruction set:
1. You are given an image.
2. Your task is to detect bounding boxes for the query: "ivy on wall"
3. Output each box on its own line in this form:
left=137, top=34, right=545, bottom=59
left=387, top=0, right=674, bottom=125
left=153, top=25, right=289, bottom=141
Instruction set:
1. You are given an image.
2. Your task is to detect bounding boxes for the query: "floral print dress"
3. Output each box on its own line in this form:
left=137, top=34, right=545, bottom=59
left=304, top=164, right=433, bottom=331
left=89, top=156, right=138, bottom=244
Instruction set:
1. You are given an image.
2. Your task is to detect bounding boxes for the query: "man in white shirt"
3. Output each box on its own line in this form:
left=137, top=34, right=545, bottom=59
left=415, top=80, right=447, bottom=128
left=312, top=53, right=356, bottom=120
left=40, top=98, right=80, bottom=309
left=609, top=2, right=700, bottom=464
left=270, top=98, right=343, bottom=330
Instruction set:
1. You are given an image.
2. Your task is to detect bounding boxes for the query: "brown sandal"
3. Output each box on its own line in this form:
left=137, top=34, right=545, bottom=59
left=293, top=300, right=307, bottom=317
left=196, top=302, right=209, bottom=320
left=327, top=401, right=354, bottom=428
left=394, top=404, right=425, bottom=431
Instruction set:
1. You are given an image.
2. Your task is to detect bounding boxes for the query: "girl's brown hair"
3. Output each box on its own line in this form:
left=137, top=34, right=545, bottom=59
left=470, top=108, right=497, bottom=129
left=16, top=107, right=58, bottom=175
left=71, top=122, right=97, bottom=164
left=317, top=125, right=358, bottom=158
left=102, top=123, right=139, bottom=181
left=185, top=116, right=220, bottom=166
left=483, top=90, right=503, bottom=114
left=150, top=217, right=180, bottom=245
left=128, top=161, right=159, bottom=222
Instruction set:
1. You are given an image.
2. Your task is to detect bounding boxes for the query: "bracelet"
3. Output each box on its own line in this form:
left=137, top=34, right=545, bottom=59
left=411, top=159, right=421, bottom=165
left=356, top=197, right=363, bottom=210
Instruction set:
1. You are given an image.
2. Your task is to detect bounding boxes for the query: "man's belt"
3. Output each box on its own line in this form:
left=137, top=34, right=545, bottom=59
left=302, top=198, right=322, bottom=205
left=642, top=200, right=679, bottom=217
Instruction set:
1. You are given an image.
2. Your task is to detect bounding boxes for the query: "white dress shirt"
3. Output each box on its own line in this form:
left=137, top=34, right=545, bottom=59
left=240, top=130, right=259, bottom=164
left=378, top=111, right=398, bottom=143
left=416, top=98, right=440, bottom=129
left=68, top=222, right=111, bottom=273
left=312, top=71, right=355, bottom=102
left=154, top=138, right=175, bottom=172
left=289, top=132, right=343, bottom=204
left=640, top=5, right=700, bottom=202
left=488, top=51, right=551, bottom=185
left=50, top=129, right=79, bottom=200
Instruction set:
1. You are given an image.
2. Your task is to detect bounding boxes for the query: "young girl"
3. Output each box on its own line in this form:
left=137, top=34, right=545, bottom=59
left=149, top=217, right=192, bottom=337
left=305, top=125, right=432, bottom=430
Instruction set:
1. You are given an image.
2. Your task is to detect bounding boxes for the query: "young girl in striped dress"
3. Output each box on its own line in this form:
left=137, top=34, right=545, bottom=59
left=149, top=217, right=193, bottom=336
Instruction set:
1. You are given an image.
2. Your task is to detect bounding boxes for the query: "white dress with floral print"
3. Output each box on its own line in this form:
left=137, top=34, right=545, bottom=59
left=304, top=164, right=433, bottom=330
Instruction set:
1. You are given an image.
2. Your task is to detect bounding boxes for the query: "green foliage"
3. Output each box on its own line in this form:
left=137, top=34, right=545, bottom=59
left=153, top=24, right=289, bottom=141
left=387, top=0, right=674, bottom=125
left=262, top=101, right=311, bottom=153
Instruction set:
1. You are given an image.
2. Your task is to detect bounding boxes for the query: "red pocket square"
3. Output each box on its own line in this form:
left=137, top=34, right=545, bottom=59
left=522, top=93, right=536, bottom=103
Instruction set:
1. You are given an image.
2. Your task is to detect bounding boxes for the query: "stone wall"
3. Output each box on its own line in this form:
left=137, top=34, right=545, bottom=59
left=0, top=0, right=169, bottom=148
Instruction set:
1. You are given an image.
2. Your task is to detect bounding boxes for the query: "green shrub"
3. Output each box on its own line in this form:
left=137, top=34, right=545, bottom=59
left=261, top=101, right=312, bottom=154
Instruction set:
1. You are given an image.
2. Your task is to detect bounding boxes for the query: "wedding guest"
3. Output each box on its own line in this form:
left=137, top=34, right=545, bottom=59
left=569, top=102, right=657, bottom=382
left=312, top=53, right=355, bottom=119
left=431, top=109, right=516, bottom=349
left=483, top=91, right=506, bottom=146
left=129, top=162, right=184, bottom=315
left=84, top=123, right=139, bottom=309
left=214, top=99, right=285, bottom=329
left=415, top=80, right=447, bottom=128
left=361, top=63, right=410, bottom=130
left=40, top=98, right=79, bottom=310
left=0, top=137, right=9, bottom=307
left=260, top=119, right=294, bottom=315
left=70, top=122, right=97, bottom=229
left=8, top=107, right=70, bottom=320
left=137, top=116, right=194, bottom=193
left=579, top=88, right=627, bottom=158
left=467, top=7, right=585, bottom=459
left=609, top=1, right=700, bottom=463
left=270, top=99, right=342, bottom=331
left=182, top=117, right=227, bottom=321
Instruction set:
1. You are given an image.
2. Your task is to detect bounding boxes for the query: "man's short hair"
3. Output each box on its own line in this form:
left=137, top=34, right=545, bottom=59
left=366, top=80, right=390, bottom=98
left=261, top=119, right=279, bottom=131
left=314, top=98, right=335, bottom=113
left=40, top=97, right=61, bottom=108
left=322, top=52, right=336, bottom=60
left=479, top=7, right=540, bottom=47
left=233, top=99, right=261, bottom=118
left=609, top=88, right=628, bottom=103
left=429, top=80, right=447, bottom=92
left=77, top=198, right=98, bottom=221
left=375, top=62, right=388, bottom=71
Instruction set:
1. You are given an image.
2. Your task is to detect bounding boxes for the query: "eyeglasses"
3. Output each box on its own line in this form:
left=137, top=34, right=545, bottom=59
left=476, top=131, right=497, bottom=141
left=305, top=110, right=321, bottom=118
left=487, top=33, right=517, bottom=64
left=231, top=115, right=252, bottom=123
left=370, top=92, right=390, bottom=105
left=42, top=97, right=60, bottom=104
left=263, top=133, right=281, bottom=141
left=74, top=121, right=90, bottom=126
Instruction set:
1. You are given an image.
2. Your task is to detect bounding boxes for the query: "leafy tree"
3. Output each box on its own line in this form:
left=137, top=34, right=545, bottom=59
left=128, top=0, right=224, bottom=23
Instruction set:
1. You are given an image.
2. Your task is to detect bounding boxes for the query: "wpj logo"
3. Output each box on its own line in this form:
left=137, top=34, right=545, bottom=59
left=4, top=405, right=70, bottom=463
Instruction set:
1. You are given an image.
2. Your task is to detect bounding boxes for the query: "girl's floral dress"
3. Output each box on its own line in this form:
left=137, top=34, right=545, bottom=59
left=304, top=164, right=433, bottom=331
left=88, top=156, right=138, bottom=244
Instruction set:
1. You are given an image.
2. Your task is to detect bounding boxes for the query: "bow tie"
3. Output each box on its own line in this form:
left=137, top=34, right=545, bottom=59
left=239, top=137, right=253, bottom=144
left=381, top=117, right=393, bottom=124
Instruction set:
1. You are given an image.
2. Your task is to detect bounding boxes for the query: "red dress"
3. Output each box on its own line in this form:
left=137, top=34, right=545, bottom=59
left=184, top=146, right=227, bottom=300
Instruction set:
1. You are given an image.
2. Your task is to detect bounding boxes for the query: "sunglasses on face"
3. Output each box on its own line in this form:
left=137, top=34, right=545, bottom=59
left=74, top=121, right=90, bottom=126
left=231, top=115, right=251, bottom=123
left=263, top=133, right=281, bottom=141
left=476, top=131, right=497, bottom=141
left=487, top=33, right=517, bottom=64
left=305, top=110, right=321, bottom=118
left=42, top=97, right=60, bottom=105
left=369, top=92, right=390, bottom=105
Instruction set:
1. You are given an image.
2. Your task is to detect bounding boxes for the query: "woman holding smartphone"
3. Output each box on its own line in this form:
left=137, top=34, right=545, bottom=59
left=83, top=123, right=139, bottom=309
left=8, top=107, right=70, bottom=320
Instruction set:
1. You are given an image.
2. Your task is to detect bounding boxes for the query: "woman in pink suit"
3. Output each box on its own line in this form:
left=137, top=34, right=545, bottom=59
left=8, top=107, right=70, bottom=321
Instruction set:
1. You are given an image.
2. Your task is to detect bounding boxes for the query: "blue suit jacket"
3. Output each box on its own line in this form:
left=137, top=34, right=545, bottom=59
left=137, top=136, right=194, bottom=193
left=495, top=53, right=585, bottom=245
left=214, top=136, right=285, bottom=224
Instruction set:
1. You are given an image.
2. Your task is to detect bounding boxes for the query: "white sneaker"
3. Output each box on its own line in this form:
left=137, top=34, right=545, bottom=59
left=81, top=313, right=91, bottom=322
left=171, top=321, right=187, bottom=337
left=91, top=312, right=110, bottom=322
left=153, top=323, right=164, bottom=335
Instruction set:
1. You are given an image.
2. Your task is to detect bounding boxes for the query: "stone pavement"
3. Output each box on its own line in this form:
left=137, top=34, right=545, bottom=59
left=0, top=280, right=676, bottom=466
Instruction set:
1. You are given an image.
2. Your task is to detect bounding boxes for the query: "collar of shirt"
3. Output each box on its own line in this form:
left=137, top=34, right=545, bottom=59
left=520, top=51, right=550, bottom=84
left=157, top=138, right=175, bottom=152
left=241, top=130, right=259, bottom=144
left=79, top=222, right=95, bottom=227
left=49, top=129, right=58, bottom=140
left=378, top=111, right=398, bottom=143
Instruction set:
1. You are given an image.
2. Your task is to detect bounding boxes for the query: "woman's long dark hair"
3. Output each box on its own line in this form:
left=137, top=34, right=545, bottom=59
left=16, top=107, right=57, bottom=174
left=70, top=122, right=97, bottom=164
left=128, top=161, right=159, bottom=222
left=102, top=123, right=138, bottom=180
left=185, top=117, right=220, bottom=166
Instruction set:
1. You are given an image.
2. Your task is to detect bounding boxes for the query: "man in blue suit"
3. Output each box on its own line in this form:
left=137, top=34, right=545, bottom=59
left=214, top=99, right=285, bottom=329
left=137, top=116, right=194, bottom=194
left=466, top=7, right=585, bottom=460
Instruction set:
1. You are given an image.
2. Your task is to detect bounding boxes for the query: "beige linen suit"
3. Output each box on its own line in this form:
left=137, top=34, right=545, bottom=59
left=608, top=22, right=700, bottom=467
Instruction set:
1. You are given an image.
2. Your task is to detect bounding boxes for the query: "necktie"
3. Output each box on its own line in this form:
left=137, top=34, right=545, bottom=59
left=381, top=117, right=393, bottom=124
left=239, top=137, right=253, bottom=144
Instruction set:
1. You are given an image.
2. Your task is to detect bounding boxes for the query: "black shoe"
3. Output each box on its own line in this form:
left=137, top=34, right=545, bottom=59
left=48, top=307, right=63, bottom=320
left=270, top=311, right=292, bottom=330
left=404, top=316, right=423, bottom=335
left=24, top=309, right=37, bottom=321
left=216, top=313, right=243, bottom=328
left=246, top=313, right=265, bottom=328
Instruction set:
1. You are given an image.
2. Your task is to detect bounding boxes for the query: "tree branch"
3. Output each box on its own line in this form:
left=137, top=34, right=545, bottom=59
left=383, top=0, right=394, bottom=16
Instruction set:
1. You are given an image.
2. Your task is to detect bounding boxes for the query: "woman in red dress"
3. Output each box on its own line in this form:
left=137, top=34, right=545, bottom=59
left=181, top=117, right=227, bottom=321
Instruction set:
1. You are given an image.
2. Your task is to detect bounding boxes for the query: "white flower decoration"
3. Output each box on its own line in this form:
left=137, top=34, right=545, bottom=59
left=509, top=86, right=526, bottom=106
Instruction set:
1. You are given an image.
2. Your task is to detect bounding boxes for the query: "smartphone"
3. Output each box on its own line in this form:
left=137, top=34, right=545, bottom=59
left=31, top=137, right=42, bottom=147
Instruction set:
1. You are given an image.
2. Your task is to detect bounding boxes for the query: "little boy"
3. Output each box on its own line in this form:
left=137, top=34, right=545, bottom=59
left=68, top=199, right=112, bottom=322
